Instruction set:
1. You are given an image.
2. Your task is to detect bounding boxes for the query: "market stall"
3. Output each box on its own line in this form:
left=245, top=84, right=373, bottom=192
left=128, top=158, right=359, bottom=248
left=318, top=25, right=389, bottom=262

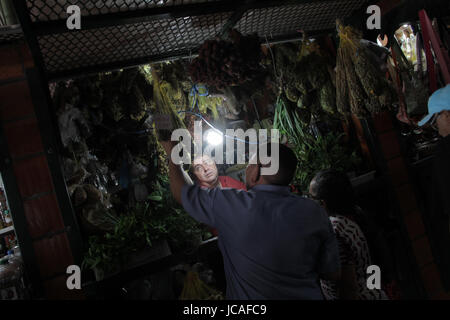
left=47, top=33, right=404, bottom=298
left=1, top=0, right=449, bottom=300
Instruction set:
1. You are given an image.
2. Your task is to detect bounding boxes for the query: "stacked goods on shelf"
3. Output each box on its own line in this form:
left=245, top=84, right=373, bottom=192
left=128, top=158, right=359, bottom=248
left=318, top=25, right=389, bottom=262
left=336, top=21, right=397, bottom=118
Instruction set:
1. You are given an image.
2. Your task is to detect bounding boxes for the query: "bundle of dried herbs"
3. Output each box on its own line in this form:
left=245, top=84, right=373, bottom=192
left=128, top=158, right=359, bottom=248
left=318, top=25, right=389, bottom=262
left=285, top=84, right=301, bottom=103
left=353, top=45, right=383, bottom=97
left=297, top=107, right=312, bottom=126
left=318, top=80, right=337, bottom=115
left=297, top=90, right=313, bottom=107
left=336, top=21, right=397, bottom=118
left=188, top=29, right=262, bottom=88
left=364, top=96, right=383, bottom=115
left=272, top=40, right=338, bottom=119
left=120, top=68, right=140, bottom=94
left=128, top=85, right=148, bottom=121
left=274, top=42, right=299, bottom=81
left=338, top=25, right=369, bottom=117
left=304, top=54, right=330, bottom=89
left=152, top=68, right=186, bottom=140
left=336, top=46, right=350, bottom=118
left=135, top=66, right=153, bottom=104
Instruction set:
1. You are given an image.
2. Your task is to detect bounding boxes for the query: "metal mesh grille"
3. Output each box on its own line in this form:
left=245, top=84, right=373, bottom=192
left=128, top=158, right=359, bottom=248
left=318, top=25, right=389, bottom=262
left=236, top=0, right=368, bottom=38
left=0, top=26, right=23, bottom=44
left=38, top=12, right=232, bottom=73
left=26, top=0, right=221, bottom=22
left=22, top=1, right=370, bottom=78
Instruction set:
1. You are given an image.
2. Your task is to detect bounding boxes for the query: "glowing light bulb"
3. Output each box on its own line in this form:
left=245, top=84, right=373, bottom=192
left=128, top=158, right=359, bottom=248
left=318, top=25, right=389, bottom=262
left=205, top=129, right=223, bottom=146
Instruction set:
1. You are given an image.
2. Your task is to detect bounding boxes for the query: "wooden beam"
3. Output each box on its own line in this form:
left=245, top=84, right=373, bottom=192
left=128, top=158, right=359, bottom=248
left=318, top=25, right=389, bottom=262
left=377, top=0, right=404, bottom=16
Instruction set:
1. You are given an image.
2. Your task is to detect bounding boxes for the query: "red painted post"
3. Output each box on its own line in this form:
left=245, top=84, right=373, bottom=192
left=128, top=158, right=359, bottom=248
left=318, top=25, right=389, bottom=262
left=419, top=9, right=450, bottom=91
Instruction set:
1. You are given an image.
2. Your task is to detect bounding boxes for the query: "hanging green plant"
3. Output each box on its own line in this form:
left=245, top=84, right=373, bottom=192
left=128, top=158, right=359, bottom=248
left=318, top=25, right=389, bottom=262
left=273, top=96, right=360, bottom=192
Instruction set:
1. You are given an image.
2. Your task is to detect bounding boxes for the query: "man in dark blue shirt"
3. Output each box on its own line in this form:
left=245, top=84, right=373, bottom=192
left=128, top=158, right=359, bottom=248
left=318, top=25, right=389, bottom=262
left=161, top=142, right=341, bottom=299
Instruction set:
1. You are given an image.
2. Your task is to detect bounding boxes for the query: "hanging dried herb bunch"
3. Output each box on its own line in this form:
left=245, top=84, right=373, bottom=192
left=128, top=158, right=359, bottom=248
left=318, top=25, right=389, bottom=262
left=188, top=29, right=262, bottom=88
left=336, top=20, right=396, bottom=118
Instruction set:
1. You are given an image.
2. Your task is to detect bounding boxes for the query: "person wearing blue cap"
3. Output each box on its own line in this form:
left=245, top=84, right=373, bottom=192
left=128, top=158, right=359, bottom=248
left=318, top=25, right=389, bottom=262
left=419, top=84, right=450, bottom=289
left=419, top=84, right=450, bottom=137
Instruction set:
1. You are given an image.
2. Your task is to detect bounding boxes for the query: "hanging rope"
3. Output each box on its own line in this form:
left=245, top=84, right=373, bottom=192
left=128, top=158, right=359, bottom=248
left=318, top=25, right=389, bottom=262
left=189, top=84, right=209, bottom=112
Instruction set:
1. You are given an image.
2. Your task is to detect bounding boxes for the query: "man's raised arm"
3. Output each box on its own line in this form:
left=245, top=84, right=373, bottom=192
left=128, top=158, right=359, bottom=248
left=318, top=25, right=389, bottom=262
left=160, top=141, right=186, bottom=204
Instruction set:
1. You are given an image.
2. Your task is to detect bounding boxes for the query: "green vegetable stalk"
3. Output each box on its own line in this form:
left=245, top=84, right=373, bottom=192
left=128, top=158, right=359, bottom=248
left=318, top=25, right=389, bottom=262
left=273, top=95, right=360, bottom=192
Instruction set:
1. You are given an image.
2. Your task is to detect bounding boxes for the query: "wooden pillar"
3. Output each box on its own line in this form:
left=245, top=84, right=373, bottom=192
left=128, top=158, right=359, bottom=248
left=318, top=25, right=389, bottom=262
left=351, top=114, right=375, bottom=170
left=0, top=41, right=84, bottom=299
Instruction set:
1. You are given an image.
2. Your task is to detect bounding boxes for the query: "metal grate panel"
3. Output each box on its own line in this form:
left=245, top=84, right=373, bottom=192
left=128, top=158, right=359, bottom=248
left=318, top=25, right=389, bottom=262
left=26, top=0, right=221, bottom=22
left=15, top=0, right=371, bottom=79
left=38, top=12, right=232, bottom=73
left=236, top=0, right=368, bottom=39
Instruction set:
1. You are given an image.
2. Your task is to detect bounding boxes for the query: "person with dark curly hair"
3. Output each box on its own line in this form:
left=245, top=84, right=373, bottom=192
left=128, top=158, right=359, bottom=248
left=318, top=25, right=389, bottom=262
left=309, top=170, right=389, bottom=300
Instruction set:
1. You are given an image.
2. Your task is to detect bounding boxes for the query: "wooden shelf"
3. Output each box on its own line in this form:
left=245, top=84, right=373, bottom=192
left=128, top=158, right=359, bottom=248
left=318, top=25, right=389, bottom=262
left=82, top=237, right=219, bottom=297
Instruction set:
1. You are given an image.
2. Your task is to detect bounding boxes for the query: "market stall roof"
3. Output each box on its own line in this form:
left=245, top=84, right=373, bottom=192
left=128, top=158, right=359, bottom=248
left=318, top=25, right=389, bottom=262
left=13, top=0, right=370, bottom=81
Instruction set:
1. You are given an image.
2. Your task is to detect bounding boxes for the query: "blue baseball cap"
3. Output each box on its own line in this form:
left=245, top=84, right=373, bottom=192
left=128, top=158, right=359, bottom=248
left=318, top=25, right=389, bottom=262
left=419, top=84, right=450, bottom=126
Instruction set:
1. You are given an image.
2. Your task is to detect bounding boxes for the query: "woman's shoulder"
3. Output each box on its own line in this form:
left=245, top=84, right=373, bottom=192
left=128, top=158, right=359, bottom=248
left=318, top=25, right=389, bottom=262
left=330, top=215, right=366, bottom=237
left=330, top=214, right=355, bottom=225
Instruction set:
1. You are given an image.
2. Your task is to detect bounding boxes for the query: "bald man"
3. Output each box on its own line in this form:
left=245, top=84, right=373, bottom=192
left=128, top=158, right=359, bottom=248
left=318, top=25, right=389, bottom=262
left=189, top=154, right=246, bottom=237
